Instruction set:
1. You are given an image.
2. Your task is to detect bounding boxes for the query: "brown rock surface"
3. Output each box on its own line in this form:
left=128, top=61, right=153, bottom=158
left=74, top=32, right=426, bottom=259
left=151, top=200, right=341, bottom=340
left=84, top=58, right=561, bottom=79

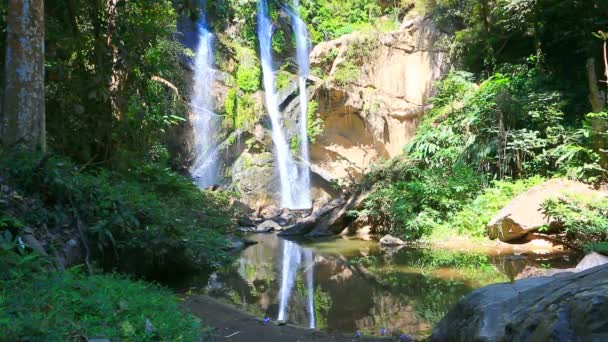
left=308, top=16, right=450, bottom=185
left=487, top=178, right=604, bottom=242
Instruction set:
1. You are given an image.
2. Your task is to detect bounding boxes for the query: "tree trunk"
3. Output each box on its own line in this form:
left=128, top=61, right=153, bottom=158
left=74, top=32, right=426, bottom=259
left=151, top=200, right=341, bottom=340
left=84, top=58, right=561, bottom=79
left=2, top=0, right=45, bottom=151
left=587, top=58, right=605, bottom=113
left=106, top=0, right=123, bottom=121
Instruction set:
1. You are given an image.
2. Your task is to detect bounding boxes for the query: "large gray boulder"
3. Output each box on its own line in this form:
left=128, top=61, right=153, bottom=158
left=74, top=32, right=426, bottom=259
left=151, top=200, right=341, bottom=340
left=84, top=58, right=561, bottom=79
left=576, top=252, right=608, bottom=271
left=379, top=234, right=405, bottom=246
left=431, top=264, right=608, bottom=341
left=256, top=220, right=281, bottom=233
left=278, top=198, right=346, bottom=237
left=278, top=191, right=369, bottom=238
left=487, top=178, right=604, bottom=241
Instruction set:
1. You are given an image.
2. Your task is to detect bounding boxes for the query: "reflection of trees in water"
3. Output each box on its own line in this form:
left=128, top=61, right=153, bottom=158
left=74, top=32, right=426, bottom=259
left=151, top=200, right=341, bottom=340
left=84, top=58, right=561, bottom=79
left=202, top=234, right=578, bottom=337
left=355, top=290, right=430, bottom=337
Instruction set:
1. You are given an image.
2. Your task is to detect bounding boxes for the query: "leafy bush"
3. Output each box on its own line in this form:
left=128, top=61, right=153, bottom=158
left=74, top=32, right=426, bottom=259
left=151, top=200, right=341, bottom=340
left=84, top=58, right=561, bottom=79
left=224, top=89, right=261, bottom=131
left=343, top=33, right=381, bottom=64
left=299, top=0, right=400, bottom=42
left=360, top=163, right=482, bottom=240
left=333, top=61, right=360, bottom=85
left=307, top=100, right=325, bottom=143
left=542, top=194, right=608, bottom=250
left=407, top=67, right=582, bottom=180
left=275, top=70, right=293, bottom=91
left=0, top=151, right=236, bottom=276
left=0, top=244, right=203, bottom=341
left=547, top=111, right=608, bottom=183
left=236, top=64, right=261, bottom=93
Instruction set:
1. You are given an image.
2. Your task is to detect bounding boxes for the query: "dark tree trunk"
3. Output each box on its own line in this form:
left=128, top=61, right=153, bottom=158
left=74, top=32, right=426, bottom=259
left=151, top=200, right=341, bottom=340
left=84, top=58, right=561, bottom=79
left=2, top=0, right=45, bottom=151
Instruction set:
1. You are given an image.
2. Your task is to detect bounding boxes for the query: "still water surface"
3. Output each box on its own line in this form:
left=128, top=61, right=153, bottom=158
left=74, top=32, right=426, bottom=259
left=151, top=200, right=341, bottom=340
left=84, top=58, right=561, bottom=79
left=183, top=234, right=578, bottom=338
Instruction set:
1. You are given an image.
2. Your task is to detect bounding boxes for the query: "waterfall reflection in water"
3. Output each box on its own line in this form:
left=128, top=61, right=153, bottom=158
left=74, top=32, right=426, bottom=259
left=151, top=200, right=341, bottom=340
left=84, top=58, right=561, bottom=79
left=190, top=234, right=579, bottom=338
left=277, top=239, right=316, bottom=328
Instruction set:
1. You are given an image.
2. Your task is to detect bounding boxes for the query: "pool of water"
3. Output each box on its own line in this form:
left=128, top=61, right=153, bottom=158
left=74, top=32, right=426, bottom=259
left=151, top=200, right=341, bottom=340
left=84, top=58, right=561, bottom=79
left=180, top=234, right=579, bottom=338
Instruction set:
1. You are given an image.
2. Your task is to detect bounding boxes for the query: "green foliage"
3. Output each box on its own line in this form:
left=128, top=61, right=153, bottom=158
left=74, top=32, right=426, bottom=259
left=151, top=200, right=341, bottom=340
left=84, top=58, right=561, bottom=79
left=0, top=151, right=235, bottom=276
left=548, top=111, right=608, bottom=183
left=343, top=33, right=381, bottom=64
left=427, top=0, right=608, bottom=94
left=0, top=250, right=202, bottom=341
left=45, top=0, right=189, bottom=164
left=290, top=136, right=301, bottom=154
left=208, top=0, right=258, bottom=47
left=307, top=100, right=325, bottom=143
left=236, top=64, right=262, bottom=93
left=361, top=162, right=482, bottom=240
left=299, top=0, right=399, bottom=42
left=272, top=28, right=288, bottom=54
left=333, top=62, right=360, bottom=86
left=542, top=194, right=608, bottom=250
left=407, top=67, right=575, bottom=180
left=360, top=64, right=607, bottom=241
left=275, top=70, right=293, bottom=91
left=224, top=90, right=261, bottom=131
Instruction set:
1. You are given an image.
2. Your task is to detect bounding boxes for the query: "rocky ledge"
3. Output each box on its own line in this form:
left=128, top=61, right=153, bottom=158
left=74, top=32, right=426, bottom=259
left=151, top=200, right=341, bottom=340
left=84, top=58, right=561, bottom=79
left=431, top=261, right=608, bottom=341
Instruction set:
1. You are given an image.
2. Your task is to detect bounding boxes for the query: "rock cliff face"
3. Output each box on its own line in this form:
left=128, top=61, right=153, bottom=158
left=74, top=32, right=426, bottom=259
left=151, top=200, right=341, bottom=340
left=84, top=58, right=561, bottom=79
left=308, top=17, right=450, bottom=184
left=176, top=16, right=450, bottom=209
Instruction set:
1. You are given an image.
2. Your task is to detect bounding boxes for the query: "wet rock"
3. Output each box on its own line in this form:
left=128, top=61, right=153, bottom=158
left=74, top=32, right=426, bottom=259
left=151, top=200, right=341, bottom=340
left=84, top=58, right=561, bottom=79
left=63, top=238, right=83, bottom=267
left=231, top=152, right=276, bottom=209
left=278, top=198, right=346, bottom=237
left=260, top=205, right=282, bottom=220
left=21, top=233, right=47, bottom=256
left=238, top=215, right=256, bottom=228
left=487, top=178, right=604, bottom=242
left=224, top=237, right=257, bottom=252
left=431, top=264, right=608, bottom=341
left=307, top=191, right=369, bottom=237
left=379, top=234, right=405, bottom=246
left=575, top=252, right=608, bottom=271
left=256, top=220, right=281, bottom=233
left=275, top=209, right=297, bottom=226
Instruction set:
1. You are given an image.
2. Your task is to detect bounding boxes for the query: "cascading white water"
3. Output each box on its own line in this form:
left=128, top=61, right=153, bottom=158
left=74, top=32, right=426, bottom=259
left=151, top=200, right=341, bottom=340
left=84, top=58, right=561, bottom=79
left=277, top=239, right=302, bottom=321
left=283, top=0, right=312, bottom=209
left=304, top=248, right=316, bottom=329
left=190, top=4, right=221, bottom=188
left=257, top=0, right=311, bottom=209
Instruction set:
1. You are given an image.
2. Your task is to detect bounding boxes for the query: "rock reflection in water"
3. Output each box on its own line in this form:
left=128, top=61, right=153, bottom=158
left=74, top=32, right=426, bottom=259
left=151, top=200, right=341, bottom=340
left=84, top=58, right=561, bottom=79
left=199, top=234, right=578, bottom=338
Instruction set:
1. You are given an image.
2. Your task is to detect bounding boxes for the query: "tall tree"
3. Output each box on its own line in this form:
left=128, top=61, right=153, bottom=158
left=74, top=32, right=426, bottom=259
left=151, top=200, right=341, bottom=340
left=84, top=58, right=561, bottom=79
left=2, top=0, right=45, bottom=151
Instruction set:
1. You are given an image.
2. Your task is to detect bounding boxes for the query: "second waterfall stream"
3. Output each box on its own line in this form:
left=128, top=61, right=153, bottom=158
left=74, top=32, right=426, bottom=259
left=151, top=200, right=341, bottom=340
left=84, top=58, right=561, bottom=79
left=257, top=0, right=312, bottom=210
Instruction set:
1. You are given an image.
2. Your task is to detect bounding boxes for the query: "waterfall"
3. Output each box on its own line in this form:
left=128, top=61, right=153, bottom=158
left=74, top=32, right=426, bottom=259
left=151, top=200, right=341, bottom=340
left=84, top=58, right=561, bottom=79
left=257, top=0, right=311, bottom=209
left=284, top=0, right=312, bottom=209
left=304, top=248, right=316, bottom=329
left=277, top=239, right=302, bottom=321
left=190, top=4, right=220, bottom=188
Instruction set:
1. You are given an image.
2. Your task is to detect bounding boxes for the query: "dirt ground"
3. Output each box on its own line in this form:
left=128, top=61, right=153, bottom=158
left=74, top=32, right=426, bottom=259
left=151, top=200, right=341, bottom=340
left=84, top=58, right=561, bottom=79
left=185, top=296, right=394, bottom=342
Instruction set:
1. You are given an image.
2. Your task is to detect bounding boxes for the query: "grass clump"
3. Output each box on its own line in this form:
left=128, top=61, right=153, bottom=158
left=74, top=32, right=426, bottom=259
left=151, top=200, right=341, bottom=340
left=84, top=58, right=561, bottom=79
left=0, top=243, right=203, bottom=341
left=333, top=62, right=360, bottom=86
